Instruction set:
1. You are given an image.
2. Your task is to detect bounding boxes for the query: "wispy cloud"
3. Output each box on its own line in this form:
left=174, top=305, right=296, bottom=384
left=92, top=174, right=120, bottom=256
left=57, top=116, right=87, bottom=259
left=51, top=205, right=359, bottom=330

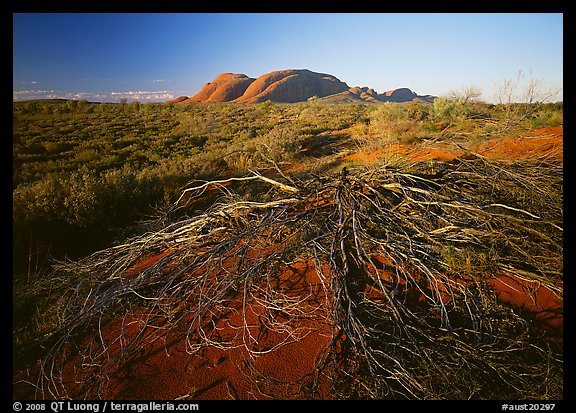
left=110, top=90, right=176, bottom=101
left=13, top=90, right=57, bottom=100
left=147, top=79, right=171, bottom=84
left=13, top=89, right=184, bottom=102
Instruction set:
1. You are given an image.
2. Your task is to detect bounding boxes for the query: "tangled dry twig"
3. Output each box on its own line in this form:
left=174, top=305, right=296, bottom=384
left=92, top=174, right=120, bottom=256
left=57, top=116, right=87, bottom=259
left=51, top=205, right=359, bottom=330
left=14, top=153, right=562, bottom=399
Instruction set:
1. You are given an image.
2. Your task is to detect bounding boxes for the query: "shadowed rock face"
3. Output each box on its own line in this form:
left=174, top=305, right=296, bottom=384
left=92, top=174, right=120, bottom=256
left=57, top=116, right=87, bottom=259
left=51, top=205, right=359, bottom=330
left=179, top=69, right=435, bottom=104
left=349, top=86, right=380, bottom=102
left=166, top=96, right=190, bottom=104
left=381, top=87, right=419, bottom=102
left=318, top=86, right=436, bottom=104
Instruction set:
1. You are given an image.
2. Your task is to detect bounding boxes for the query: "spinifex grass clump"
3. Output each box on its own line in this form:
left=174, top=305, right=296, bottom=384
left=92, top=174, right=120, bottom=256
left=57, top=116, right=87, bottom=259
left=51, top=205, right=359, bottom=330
left=14, top=153, right=562, bottom=399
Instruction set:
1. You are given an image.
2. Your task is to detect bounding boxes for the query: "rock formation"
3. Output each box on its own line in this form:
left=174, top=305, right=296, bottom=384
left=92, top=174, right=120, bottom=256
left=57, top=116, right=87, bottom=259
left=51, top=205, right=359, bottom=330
left=166, top=96, right=189, bottom=104
left=177, top=69, right=436, bottom=104
left=235, top=69, right=349, bottom=103
left=381, top=87, right=418, bottom=102
left=185, top=73, right=255, bottom=103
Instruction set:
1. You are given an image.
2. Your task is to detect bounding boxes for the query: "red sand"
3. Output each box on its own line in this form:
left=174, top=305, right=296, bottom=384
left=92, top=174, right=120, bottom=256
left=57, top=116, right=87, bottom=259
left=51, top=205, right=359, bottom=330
left=488, top=274, right=562, bottom=341
left=339, top=126, right=563, bottom=165
left=14, top=259, right=334, bottom=400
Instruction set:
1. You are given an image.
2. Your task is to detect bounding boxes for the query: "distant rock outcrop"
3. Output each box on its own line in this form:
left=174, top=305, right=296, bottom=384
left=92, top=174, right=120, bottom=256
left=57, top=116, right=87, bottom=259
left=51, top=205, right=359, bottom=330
left=318, top=86, right=435, bottom=104
left=381, top=87, right=418, bottom=102
left=175, top=69, right=436, bottom=104
left=185, top=73, right=256, bottom=103
left=166, top=96, right=190, bottom=104
left=235, top=69, right=350, bottom=103
left=349, top=86, right=380, bottom=103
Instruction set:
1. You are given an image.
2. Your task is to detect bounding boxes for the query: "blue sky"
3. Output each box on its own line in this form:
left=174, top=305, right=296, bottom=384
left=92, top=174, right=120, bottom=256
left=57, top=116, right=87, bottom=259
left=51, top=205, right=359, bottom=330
left=13, top=13, right=563, bottom=103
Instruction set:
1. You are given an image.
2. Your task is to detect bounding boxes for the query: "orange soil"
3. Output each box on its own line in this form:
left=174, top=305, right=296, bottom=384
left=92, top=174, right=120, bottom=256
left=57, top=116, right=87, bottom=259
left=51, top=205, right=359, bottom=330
left=362, top=255, right=562, bottom=342
left=103, top=260, right=332, bottom=400
left=340, top=125, right=563, bottom=165
left=14, top=126, right=563, bottom=400
left=123, top=249, right=175, bottom=278
left=488, top=274, right=562, bottom=342
left=13, top=256, right=334, bottom=400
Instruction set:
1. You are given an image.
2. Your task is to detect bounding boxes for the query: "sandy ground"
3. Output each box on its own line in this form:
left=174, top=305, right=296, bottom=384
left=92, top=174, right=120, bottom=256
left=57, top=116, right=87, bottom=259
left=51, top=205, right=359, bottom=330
left=339, top=126, right=562, bottom=164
